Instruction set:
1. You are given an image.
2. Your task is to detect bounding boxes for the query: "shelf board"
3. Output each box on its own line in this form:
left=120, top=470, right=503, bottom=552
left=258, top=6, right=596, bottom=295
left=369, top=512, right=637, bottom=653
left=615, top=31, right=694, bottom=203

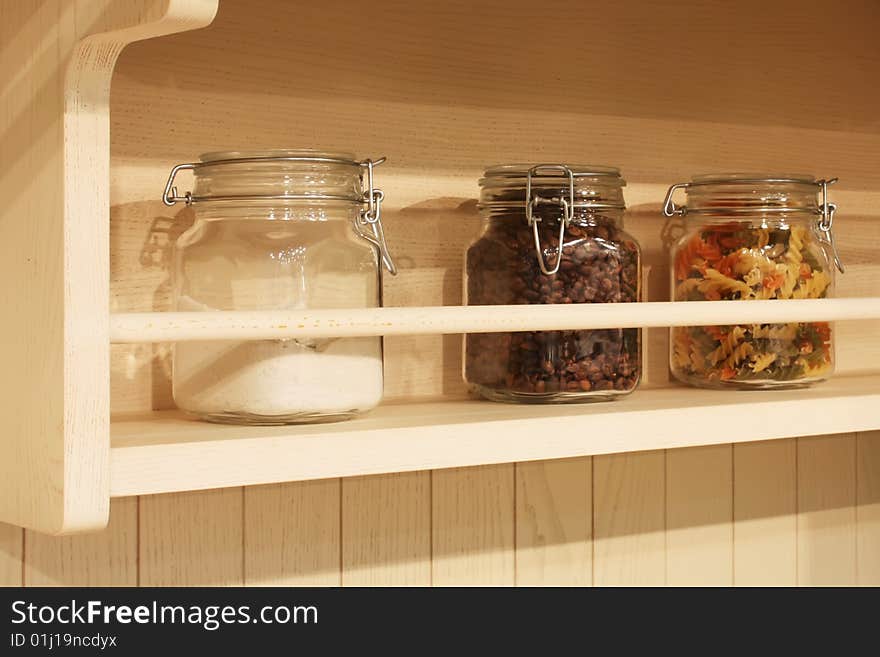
left=110, top=374, right=880, bottom=497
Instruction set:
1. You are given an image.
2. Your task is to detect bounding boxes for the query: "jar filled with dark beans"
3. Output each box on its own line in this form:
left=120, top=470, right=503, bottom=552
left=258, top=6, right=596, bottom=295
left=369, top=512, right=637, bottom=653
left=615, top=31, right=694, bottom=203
left=464, top=164, right=641, bottom=403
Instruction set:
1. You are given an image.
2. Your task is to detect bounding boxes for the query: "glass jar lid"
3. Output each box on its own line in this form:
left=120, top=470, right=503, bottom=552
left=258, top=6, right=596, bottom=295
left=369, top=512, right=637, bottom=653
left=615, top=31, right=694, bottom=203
left=161, top=149, right=397, bottom=274
left=164, top=149, right=375, bottom=205
left=662, top=173, right=844, bottom=273
left=665, top=173, right=829, bottom=217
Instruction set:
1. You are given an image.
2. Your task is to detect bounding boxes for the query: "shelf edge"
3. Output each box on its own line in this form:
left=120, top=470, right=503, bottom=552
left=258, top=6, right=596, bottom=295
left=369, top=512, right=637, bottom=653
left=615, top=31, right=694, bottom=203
left=110, top=380, right=880, bottom=497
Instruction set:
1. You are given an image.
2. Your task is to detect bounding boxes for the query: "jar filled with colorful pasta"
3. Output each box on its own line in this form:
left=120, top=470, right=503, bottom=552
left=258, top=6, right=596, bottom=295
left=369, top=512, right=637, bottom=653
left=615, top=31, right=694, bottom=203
left=663, top=174, right=843, bottom=389
left=464, top=164, right=641, bottom=403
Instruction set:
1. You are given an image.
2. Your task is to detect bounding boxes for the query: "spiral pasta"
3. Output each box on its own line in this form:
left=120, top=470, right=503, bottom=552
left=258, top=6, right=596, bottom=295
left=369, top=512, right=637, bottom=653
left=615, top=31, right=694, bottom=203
left=671, top=222, right=833, bottom=385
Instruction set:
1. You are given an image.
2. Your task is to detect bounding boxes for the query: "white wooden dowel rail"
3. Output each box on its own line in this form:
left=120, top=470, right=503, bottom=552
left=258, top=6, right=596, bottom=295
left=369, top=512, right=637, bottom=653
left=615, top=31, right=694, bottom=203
left=109, top=297, right=880, bottom=343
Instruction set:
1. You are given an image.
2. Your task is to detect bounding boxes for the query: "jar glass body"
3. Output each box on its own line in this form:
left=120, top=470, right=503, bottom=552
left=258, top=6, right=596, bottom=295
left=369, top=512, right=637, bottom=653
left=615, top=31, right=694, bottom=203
left=172, top=152, right=383, bottom=424
left=464, top=167, right=642, bottom=403
left=669, top=178, right=835, bottom=389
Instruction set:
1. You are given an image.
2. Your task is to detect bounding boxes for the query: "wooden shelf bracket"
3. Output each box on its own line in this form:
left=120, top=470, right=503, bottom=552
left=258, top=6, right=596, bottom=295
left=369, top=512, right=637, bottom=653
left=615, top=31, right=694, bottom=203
left=0, top=0, right=218, bottom=534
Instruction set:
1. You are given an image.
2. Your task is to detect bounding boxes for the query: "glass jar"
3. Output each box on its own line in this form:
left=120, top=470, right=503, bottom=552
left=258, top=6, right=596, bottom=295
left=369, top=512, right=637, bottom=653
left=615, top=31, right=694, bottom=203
left=464, top=164, right=642, bottom=403
left=664, top=174, right=843, bottom=389
left=162, top=150, right=396, bottom=424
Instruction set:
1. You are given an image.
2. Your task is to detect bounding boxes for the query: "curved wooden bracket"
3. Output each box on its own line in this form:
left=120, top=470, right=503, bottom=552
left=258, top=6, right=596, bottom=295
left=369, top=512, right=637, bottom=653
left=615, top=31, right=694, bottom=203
left=0, top=0, right=218, bottom=534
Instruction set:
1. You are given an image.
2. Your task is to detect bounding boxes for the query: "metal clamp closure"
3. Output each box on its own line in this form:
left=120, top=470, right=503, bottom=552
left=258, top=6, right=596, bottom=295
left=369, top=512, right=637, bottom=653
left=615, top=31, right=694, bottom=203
left=525, top=164, right=575, bottom=275
left=662, top=183, right=690, bottom=217
left=355, top=158, right=397, bottom=275
left=163, top=163, right=196, bottom=206
left=817, top=177, right=844, bottom=273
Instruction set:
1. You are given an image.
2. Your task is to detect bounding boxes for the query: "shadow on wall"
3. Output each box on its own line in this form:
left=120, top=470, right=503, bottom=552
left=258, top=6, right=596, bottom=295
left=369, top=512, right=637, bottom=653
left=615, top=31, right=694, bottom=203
left=382, top=198, right=480, bottom=401
left=110, top=202, right=194, bottom=414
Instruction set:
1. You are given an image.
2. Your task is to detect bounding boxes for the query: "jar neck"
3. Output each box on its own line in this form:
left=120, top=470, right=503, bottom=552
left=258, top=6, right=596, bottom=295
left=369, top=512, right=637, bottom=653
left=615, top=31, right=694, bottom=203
left=193, top=202, right=361, bottom=222
left=478, top=165, right=626, bottom=227
left=685, top=212, right=818, bottom=230
left=191, top=150, right=365, bottom=203
left=684, top=178, right=822, bottom=217
left=483, top=207, right=624, bottom=229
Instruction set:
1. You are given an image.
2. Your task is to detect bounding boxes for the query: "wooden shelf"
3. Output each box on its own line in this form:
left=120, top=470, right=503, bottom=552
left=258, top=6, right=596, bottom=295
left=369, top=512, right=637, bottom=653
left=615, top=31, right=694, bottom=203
left=110, top=373, right=880, bottom=497
left=5, top=0, right=879, bottom=541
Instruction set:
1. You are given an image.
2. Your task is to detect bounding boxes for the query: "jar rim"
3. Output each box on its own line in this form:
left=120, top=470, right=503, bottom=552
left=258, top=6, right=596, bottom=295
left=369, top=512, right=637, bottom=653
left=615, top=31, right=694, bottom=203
left=197, top=148, right=360, bottom=167
left=688, top=172, right=819, bottom=186
left=481, top=163, right=625, bottom=185
left=478, top=162, right=627, bottom=214
left=669, top=172, right=832, bottom=218
left=162, top=149, right=383, bottom=207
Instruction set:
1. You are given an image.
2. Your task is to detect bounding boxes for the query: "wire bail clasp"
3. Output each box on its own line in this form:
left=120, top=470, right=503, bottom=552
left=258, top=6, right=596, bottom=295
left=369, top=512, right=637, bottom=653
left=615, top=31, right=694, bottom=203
left=162, top=163, right=196, bottom=206
left=662, top=183, right=690, bottom=217
left=356, top=157, right=397, bottom=275
left=817, top=177, right=844, bottom=274
left=525, top=164, right=575, bottom=275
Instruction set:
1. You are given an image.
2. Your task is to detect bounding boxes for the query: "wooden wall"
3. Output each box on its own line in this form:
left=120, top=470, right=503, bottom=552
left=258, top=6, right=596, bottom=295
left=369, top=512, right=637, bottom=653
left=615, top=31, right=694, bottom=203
left=3, top=0, right=880, bottom=586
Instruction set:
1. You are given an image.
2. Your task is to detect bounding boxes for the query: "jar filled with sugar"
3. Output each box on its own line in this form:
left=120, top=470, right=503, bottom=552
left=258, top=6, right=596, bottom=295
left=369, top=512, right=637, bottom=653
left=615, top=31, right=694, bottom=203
left=162, top=150, right=396, bottom=424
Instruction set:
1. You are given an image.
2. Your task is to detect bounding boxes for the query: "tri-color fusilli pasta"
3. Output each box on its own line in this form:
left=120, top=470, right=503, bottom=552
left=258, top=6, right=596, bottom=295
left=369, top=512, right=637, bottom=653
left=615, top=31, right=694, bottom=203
left=671, top=223, right=833, bottom=386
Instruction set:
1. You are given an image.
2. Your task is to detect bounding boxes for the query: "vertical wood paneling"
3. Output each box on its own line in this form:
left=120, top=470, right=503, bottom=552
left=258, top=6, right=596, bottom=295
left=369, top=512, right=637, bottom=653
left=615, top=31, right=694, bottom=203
left=666, top=445, right=733, bottom=586
left=140, top=489, right=243, bottom=586
left=798, top=434, right=857, bottom=586
left=593, top=451, right=665, bottom=586
left=245, top=480, right=341, bottom=586
left=342, top=472, right=430, bottom=586
left=857, top=431, right=880, bottom=585
left=432, top=465, right=514, bottom=586
left=515, top=458, right=591, bottom=586
left=9, top=434, right=877, bottom=587
left=25, top=498, right=137, bottom=586
left=0, top=524, right=23, bottom=586
left=733, top=439, right=797, bottom=586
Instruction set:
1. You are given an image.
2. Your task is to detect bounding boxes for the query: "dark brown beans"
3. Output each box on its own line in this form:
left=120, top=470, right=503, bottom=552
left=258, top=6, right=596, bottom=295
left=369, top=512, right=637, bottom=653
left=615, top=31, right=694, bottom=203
left=465, top=209, right=641, bottom=398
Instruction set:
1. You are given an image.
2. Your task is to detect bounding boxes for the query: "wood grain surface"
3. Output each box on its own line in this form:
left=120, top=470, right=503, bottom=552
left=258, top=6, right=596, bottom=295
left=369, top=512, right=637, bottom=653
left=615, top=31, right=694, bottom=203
left=245, top=481, right=341, bottom=586
left=593, top=451, right=666, bottom=586
left=733, top=440, right=798, bottom=586
left=139, top=488, right=243, bottom=586
left=432, top=465, right=515, bottom=586
left=797, top=434, right=858, bottom=585
left=342, top=472, right=431, bottom=586
left=0, top=524, right=23, bottom=586
left=515, top=458, right=592, bottom=586
left=666, top=445, right=733, bottom=585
